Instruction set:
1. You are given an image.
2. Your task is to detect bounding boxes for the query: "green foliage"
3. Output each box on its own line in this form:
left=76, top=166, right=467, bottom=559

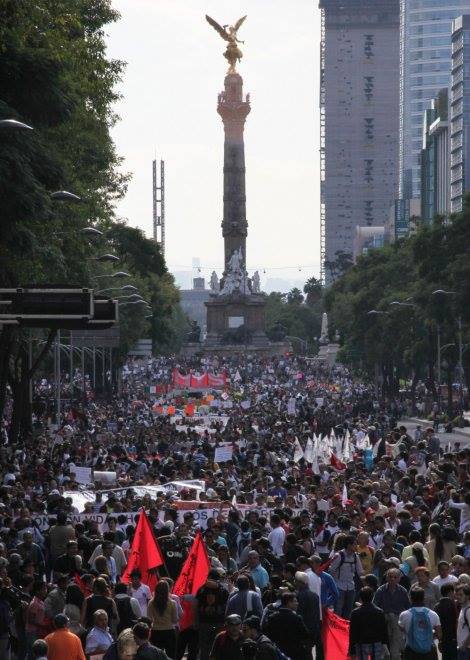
left=265, top=289, right=322, bottom=351
left=325, top=195, right=470, bottom=391
left=303, top=276, right=323, bottom=306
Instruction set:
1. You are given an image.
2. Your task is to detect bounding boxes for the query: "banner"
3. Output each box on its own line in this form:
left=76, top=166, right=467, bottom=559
left=322, top=608, right=350, bottom=660
left=172, top=370, right=191, bottom=388
left=190, top=373, right=209, bottom=388
left=207, top=372, right=226, bottom=388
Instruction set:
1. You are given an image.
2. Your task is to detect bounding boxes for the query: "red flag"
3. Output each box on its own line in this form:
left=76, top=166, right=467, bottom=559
left=172, top=530, right=210, bottom=630
left=74, top=573, right=86, bottom=595
left=330, top=453, right=346, bottom=471
left=322, top=608, right=350, bottom=660
left=121, top=510, right=164, bottom=594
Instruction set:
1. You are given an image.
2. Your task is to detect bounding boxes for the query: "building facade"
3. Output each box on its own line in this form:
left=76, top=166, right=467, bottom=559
left=450, top=15, right=470, bottom=213
left=319, top=0, right=399, bottom=282
left=399, top=0, right=470, bottom=207
left=420, top=88, right=449, bottom=222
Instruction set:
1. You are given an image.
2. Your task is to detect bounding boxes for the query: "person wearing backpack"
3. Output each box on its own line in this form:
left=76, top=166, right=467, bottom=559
left=456, top=583, right=470, bottom=660
left=242, top=615, right=278, bottom=660
left=329, top=535, right=364, bottom=620
left=226, top=575, right=263, bottom=620
left=398, top=586, right=441, bottom=660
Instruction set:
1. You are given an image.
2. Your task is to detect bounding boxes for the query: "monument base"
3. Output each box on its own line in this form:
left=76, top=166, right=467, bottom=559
left=203, top=292, right=284, bottom=355
left=317, top=342, right=340, bottom=366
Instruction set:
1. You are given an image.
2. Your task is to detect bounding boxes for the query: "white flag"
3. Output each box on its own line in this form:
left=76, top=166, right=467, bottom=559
left=304, top=437, right=314, bottom=463
left=342, top=483, right=348, bottom=508
left=293, top=437, right=304, bottom=463
left=343, top=435, right=351, bottom=463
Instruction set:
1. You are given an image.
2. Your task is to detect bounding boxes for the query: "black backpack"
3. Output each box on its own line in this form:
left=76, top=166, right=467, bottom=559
left=115, top=595, right=137, bottom=633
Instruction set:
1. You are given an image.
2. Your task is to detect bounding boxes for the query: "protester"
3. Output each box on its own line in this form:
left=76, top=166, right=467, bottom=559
left=374, top=568, right=410, bottom=660
left=44, top=613, right=86, bottom=660
left=398, top=587, right=441, bottom=660
left=0, top=353, right=468, bottom=660
left=348, top=586, right=389, bottom=659
left=209, top=613, right=244, bottom=660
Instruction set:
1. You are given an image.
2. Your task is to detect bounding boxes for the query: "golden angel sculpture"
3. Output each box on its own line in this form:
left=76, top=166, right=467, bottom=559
left=206, top=15, right=247, bottom=73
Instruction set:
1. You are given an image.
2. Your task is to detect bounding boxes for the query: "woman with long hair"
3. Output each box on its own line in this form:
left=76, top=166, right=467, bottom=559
left=147, top=580, right=177, bottom=658
left=425, top=523, right=457, bottom=578
left=63, top=583, right=85, bottom=638
left=402, top=542, right=427, bottom=585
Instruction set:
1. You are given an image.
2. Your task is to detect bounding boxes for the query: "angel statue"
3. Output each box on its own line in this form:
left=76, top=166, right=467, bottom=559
left=206, top=15, right=247, bottom=73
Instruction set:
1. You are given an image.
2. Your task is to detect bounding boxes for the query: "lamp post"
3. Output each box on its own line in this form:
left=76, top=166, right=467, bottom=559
left=0, top=119, right=33, bottom=130
left=432, top=289, right=463, bottom=417
left=91, top=271, right=130, bottom=280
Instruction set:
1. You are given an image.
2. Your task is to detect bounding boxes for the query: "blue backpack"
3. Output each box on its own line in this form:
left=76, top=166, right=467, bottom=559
left=408, top=608, right=434, bottom=654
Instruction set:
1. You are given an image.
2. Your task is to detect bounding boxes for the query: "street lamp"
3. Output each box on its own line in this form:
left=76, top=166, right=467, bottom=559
left=96, top=285, right=138, bottom=294
left=432, top=289, right=463, bottom=415
left=367, top=310, right=390, bottom=315
left=50, top=190, right=82, bottom=203
left=389, top=301, right=416, bottom=308
left=93, top=254, right=120, bottom=263
left=0, top=119, right=33, bottom=130
left=91, top=272, right=130, bottom=280
left=80, top=227, right=104, bottom=237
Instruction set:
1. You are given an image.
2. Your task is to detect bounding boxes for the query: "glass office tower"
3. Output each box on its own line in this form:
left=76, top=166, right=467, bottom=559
left=399, top=0, right=470, bottom=201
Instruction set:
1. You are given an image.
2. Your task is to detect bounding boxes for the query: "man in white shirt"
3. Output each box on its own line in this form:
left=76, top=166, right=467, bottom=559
left=449, top=493, right=470, bottom=534
left=456, top=583, right=470, bottom=656
left=128, top=569, right=152, bottom=616
left=432, top=561, right=459, bottom=590
left=268, top=514, right=285, bottom=558
left=298, top=557, right=322, bottom=619
left=399, top=587, right=441, bottom=657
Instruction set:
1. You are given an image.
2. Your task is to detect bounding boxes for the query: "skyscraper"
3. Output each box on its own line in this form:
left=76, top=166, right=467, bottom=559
left=399, top=0, right=470, bottom=204
left=319, top=0, right=399, bottom=283
left=450, top=15, right=470, bottom=213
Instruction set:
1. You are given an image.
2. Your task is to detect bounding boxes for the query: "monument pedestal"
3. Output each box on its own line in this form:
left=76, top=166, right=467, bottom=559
left=204, top=292, right=269, bottom=349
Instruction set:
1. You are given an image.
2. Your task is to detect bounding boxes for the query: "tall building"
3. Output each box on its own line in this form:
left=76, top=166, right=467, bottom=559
left=319, top=0, right=400, bottom=283
left=420, top=88, right=449, bottom=222
left=450, top=15, right=470, bottom=213
left=399, top=0, right=470, bottom=205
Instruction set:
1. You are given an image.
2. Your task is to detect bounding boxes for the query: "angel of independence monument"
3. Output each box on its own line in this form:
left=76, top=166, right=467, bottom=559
left=203, top=15, right=277, bottom=353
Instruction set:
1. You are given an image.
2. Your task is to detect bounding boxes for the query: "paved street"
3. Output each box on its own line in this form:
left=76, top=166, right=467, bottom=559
left=401, top=417, right=470, bottom=447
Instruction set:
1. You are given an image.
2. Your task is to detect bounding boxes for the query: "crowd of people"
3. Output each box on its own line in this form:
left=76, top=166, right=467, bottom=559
left=0, top=353, right=469, bottom=660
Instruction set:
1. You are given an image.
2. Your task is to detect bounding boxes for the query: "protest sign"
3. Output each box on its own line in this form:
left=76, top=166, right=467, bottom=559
left=214, top=446, right=233, bottom=463
left=94, top=471, right=117, bottom=485
left=72, top=467, right=92, bottom=485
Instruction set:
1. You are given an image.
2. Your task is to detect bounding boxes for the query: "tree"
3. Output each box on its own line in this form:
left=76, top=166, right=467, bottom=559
left=0, top=2, right=179, bottom=439
left=324, top=250, right=354, bottom=281
left=286, top=288, right=304, bottom=305
left=325, top=193, right=470, bottom=407
left=303, top=277, right=323, bottom=306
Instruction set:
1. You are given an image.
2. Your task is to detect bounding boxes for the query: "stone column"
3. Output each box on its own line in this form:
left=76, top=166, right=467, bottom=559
left=217, top=72, right=251, bottom=270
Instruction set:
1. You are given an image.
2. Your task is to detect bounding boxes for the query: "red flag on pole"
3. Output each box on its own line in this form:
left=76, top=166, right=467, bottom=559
left=172, top=529, right=210, bottom=630
left=322, top=608, right=350, bottom=660
left=330, top=453, right=346, bottom=471
left=121, top=510, right=164, bottom=594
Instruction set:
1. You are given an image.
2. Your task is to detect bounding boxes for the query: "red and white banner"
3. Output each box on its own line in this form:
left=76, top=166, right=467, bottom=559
left=207, top=372, right=226, bottom=388
left=172, top=370, right=191, bottom=388
left=190, top=373, right=209, bottom=388
left=172, top=370, right=226, bottom=389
